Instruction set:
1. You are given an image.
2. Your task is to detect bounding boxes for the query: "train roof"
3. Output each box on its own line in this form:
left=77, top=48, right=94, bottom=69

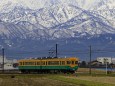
left=18, top=57, right=79, bottom=62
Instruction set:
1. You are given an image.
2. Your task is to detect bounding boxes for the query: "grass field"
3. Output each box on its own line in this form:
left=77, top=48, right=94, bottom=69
left=0, top=68, right=115, bottom=86
left=0, top=76, right=76, bottom=86
left=0, top=73, right=115, bottom=86
left=0, top=74, right=77, bottom=86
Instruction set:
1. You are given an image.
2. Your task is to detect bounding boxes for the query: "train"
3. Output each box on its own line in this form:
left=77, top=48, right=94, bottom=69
left=18, top=57, right=79, bottom=73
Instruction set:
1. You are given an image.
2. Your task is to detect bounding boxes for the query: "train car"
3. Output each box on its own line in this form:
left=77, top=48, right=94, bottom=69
left=18, top=57, right=79, bottom=73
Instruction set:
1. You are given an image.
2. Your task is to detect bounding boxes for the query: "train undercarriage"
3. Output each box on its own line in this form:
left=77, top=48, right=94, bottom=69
left=20, top=69, right=75, bottom=74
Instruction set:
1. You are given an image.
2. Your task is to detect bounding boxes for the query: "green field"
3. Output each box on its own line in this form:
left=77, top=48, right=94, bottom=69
left=0, top=74, right=115, bottom=86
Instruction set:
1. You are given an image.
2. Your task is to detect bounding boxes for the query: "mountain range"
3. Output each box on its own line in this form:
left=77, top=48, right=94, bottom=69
left=0, top=0, right=115, bottom=60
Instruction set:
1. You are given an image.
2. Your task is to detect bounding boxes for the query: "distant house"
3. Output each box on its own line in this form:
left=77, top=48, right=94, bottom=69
left=112, top=58, right=115, bottom=64
left=0, top=56, right=18, bottom=70
left=97, top=57, right=112, bottom=64
left=97, top=57, right=115, bottom=64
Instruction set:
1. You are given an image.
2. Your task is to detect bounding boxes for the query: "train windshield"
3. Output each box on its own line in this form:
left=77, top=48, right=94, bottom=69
left=75, top=61, right=78, bottom=64
left=72, top=61, right=74, bottom=64
left=67, top=61, right=78, bottom=65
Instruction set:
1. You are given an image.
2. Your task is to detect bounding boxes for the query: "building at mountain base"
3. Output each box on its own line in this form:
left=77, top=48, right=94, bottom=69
left=0, top=56, right=18, bottom=70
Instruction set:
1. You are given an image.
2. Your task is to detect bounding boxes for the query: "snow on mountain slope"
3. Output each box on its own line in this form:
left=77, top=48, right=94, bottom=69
left=0, top=20, right=50, bottom=40
left=0, top=0, right=114, bottom=39
left=53, top=10, right=115, bottom=36
left=0, top=0, right=115, bottom=58
left=0, top=0, right=47, bottom=11
left=0, top=0, right=114, bottom=10
left=0, top=4, right=83, bottom=28
left=92, top=0, right=115, bottom=27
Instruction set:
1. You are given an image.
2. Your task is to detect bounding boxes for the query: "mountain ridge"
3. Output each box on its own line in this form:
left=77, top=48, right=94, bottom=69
left=0, top=0, right=115, bottom=58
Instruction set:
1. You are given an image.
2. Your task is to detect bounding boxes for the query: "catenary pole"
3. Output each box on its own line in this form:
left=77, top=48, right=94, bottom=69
left=56, top=44, right=58, bottom=58
left=2, top=48, right=4, bottom=73
left=89, top=45, right=92, bottom=74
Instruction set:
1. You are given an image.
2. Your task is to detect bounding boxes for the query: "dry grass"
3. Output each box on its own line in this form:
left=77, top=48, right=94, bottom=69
left=0, top=74, right=115, bottom=86
left=66, top=76, right=115, bottom=85
left=77, top=68, right=105, bottom=74
left=0, top=76, right=77, bottom=86
left=51, top=75, right=115, bottom=86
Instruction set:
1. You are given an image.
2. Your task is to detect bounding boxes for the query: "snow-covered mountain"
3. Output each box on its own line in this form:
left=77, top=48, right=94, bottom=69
left=0, top=0, right=115, bottom=58
left=94, top=0, right=115, bottom=28
left=0, top=0, right=114, bottom=10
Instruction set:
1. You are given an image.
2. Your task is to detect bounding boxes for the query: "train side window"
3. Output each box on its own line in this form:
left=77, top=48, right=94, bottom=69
left=29, top=62, right=34, bottom=65
left=48, top=61, right=51, bottom=65
left=30, top=62, right=32, bottom=65
left=25, top=62, right=27, bottom=65
left=35, top=62, right=37, bottom=65
left=62, top=61, right=65, bottom=65
left=41, top=61, right=45, bottom=65
left=67, top=61, right=71, bottom=64
left=48, top=61, right=52, bottom=65
left=28, top=62, right=30, bottom=65
left=20, top=62, right=22, bottom=65
left=32, top=62, right=35, bottom=65
left=60, top=61, right=61, bottom=65
left=54, top=61, right=59, bottom=65
left=37, top=62, right=40, bottom=65
left=23, top=62, right=25, bottom=65
left=46, top=61, right=47, bottom=65
left=48, top=61, right=59, bottom=65
left=27, top=62, right=29, bottom=65
left=56, top=61, right=59, bottom=65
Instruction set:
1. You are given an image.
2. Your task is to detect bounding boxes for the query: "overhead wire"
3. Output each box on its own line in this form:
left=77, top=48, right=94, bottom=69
left=0, top=46, right=115, bottom=58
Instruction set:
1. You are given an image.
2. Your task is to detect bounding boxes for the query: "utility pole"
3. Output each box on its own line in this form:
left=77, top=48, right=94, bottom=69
left=89, top=45, right=92, bottom=74
left=104, top=58, right=108, bottom=75
left=2, top=48, right=4, bottom=73
left=56, top=44, right=58, bottom=58
left=106, top=59, right=108, bottom=75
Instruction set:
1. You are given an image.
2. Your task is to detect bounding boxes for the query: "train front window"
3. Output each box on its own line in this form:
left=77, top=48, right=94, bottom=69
left=75, top=61, right=78, bottom=64
left=72, top=61, right=74, bottom=64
